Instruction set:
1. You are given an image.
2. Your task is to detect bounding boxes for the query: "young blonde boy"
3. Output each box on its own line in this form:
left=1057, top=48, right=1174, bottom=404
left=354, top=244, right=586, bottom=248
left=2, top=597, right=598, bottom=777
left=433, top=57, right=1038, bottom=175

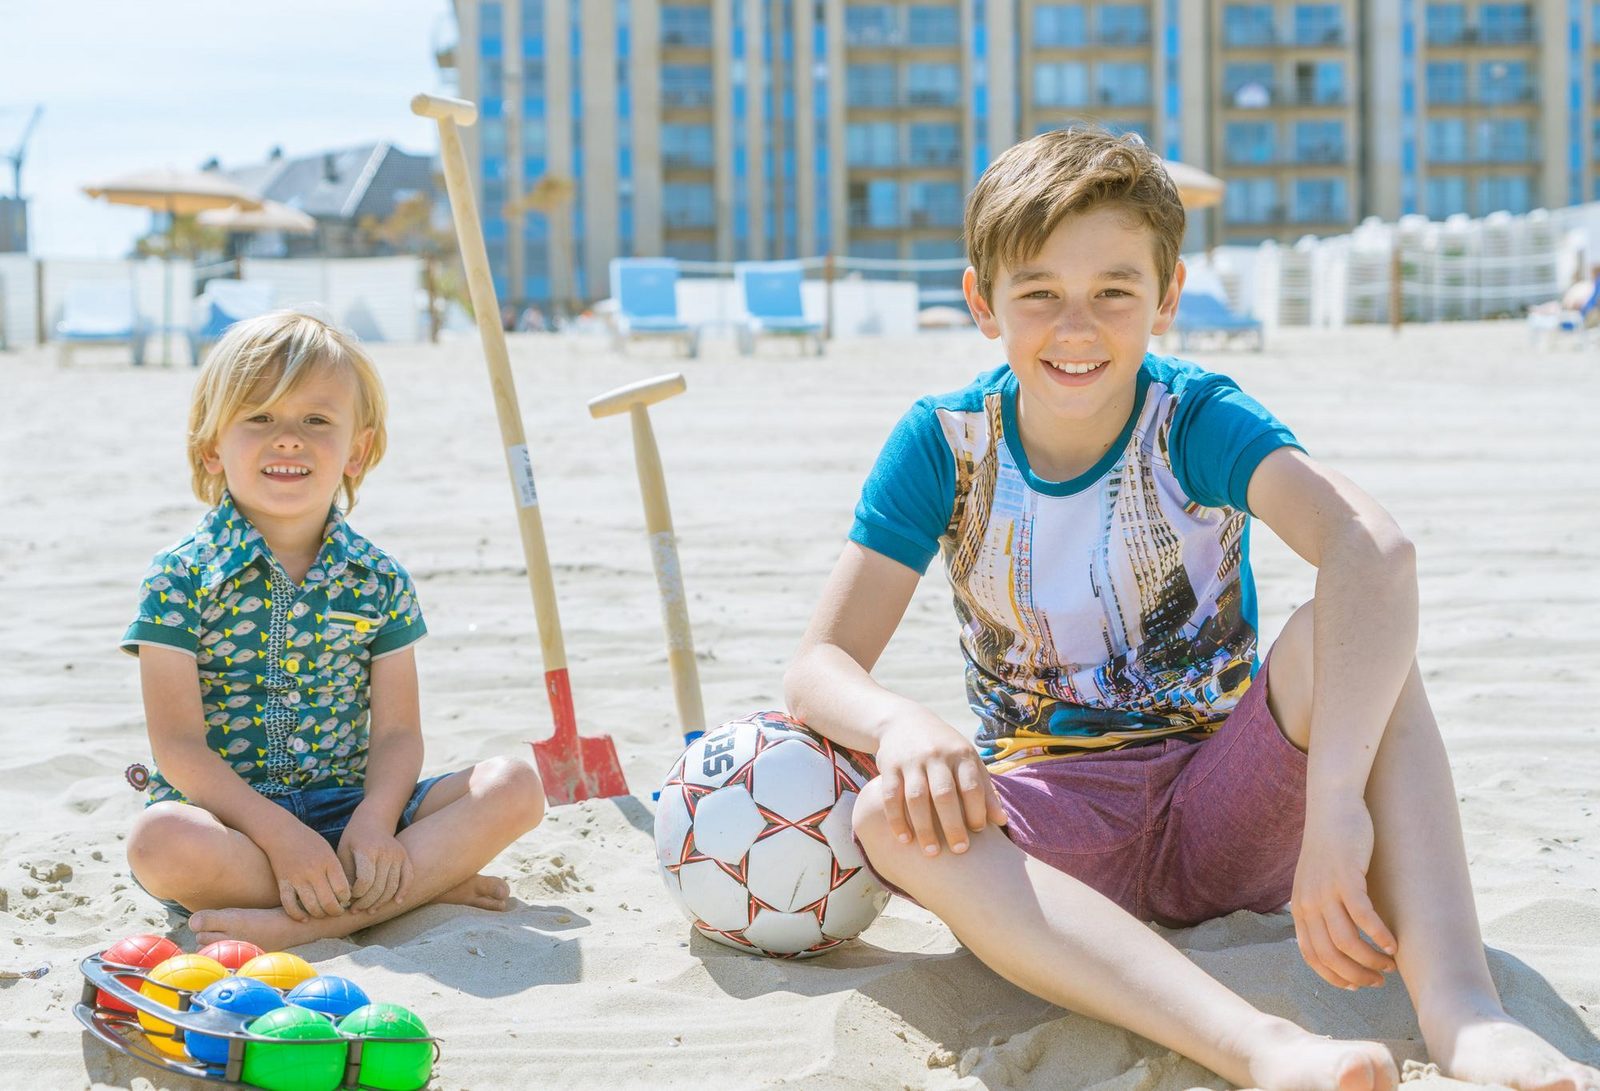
left=785, top=130, right=1600, bottom=1090
left=122, top=311, right=545, bottom=950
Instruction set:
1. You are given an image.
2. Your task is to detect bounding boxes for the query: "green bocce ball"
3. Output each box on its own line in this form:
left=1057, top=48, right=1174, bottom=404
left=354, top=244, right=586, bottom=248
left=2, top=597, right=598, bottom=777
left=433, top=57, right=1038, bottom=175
left=239, top=1004, right=347, bottom=1091
left=338, top=1002, right=434, bottom=1091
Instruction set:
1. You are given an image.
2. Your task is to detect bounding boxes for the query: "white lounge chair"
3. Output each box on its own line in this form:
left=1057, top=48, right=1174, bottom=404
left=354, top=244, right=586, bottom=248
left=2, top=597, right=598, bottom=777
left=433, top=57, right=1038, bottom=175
left=190, top=280, right=275, bottom=365
left=56, top=281, right=148, bottom=367
left=735, top=261, right=824, bottom=356
left=610, top=258, right=700, bottom=357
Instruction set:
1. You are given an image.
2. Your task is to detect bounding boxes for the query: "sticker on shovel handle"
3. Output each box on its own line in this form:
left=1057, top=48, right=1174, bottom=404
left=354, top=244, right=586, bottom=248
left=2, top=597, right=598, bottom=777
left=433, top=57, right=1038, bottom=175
left=508, top=444, right=539, bottom=507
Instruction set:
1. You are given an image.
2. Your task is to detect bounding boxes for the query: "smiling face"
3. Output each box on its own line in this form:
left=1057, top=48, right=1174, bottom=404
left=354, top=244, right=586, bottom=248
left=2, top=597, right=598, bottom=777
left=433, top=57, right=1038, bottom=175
left=964, top=203, right=1185, bottom=474
left=201, top=366, right=373, bottom=535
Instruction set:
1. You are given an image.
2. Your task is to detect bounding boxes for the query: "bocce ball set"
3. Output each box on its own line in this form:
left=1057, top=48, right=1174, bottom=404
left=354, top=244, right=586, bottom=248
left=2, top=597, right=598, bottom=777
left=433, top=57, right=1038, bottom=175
left=75, top=935, right=437, bottom=1090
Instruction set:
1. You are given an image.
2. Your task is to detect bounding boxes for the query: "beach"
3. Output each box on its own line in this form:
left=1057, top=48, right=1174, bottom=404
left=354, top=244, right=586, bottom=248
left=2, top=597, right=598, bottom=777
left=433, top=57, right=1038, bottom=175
left=1, top=319, right=1596, bottom=1089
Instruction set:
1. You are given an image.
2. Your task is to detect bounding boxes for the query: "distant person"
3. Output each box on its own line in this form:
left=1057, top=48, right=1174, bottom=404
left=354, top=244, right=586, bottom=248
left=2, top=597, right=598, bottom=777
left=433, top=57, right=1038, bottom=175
left=121, top=311, right=545, bottom=949
left=784, top=128, right=1599, bottom=1091
left=517, top=305, right=546, bottom=333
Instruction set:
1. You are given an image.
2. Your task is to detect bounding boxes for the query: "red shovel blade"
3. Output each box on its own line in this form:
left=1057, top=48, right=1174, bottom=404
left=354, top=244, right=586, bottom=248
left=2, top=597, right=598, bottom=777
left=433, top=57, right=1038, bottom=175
left=530, top=668, right=629, bottom=804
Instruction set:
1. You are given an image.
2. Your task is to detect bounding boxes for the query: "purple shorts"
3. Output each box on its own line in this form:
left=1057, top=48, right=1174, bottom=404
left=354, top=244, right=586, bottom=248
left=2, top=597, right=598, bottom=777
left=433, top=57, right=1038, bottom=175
left=866, top=656, right=1307, bottom=928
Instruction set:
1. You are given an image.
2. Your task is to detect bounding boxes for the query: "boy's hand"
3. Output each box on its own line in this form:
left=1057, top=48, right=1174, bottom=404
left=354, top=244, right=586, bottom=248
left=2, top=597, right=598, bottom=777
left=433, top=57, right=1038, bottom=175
left=337, top=816, right=413, bottom=913
left=1291, top=795, right=1398, bottom=990
left=261, top=821, right=352, bottom=922
left=874, top=714, right=1007, bottom=856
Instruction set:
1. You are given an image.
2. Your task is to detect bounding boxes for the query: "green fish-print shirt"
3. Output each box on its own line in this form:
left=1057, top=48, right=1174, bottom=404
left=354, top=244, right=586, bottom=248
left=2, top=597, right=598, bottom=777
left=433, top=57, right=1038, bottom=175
left=121, top=492, right=427, bottom=804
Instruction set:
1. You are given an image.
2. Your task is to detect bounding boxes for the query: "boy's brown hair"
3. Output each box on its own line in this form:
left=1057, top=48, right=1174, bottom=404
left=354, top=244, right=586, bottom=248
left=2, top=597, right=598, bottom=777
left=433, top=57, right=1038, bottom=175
left=188, top=310, right=388, bottom=511
left=963, top=127, right=1186, bottom=303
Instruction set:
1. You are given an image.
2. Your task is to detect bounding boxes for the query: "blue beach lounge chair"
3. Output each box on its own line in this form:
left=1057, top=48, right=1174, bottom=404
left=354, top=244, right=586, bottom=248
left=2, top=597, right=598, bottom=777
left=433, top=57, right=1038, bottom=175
left=610, top=258, right=700, bottom=357
left=190, top=280, right=275, bottom=365
left=1170, top=290, right=1264, bottom=351
left=735, top=260, right=824, bottom=356
left=1526, top=269, right=1600, bottom=348
left=55, top=280, right=148, bottom=367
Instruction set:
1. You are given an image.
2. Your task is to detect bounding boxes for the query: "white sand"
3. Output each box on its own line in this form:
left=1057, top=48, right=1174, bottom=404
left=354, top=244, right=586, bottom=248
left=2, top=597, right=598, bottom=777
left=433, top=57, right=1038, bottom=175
left=1, top=320, right=1596, bottom=1089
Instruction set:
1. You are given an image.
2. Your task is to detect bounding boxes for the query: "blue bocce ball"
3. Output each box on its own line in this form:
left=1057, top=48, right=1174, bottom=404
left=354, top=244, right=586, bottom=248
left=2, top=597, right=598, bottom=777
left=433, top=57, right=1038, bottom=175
left=286, top=974, right=371, bottom=1020
left=188, top=976, right=286, bottom=1066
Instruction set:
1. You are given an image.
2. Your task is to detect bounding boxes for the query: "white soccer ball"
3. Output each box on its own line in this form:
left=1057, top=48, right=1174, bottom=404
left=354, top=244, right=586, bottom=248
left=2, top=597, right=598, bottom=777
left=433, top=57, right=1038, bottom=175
left=655, top=710, right=890, bottom=958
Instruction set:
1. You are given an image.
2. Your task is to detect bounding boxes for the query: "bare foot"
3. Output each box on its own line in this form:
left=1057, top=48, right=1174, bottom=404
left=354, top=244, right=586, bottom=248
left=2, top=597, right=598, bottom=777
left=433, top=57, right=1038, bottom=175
left=189, top=906, right=350, bottom=950
left=1234, top=1016, right=1399, bottom=1091
left=1436, top=1016, right=1600, bottom=1091
left=433, top=874, right=510, bottom=911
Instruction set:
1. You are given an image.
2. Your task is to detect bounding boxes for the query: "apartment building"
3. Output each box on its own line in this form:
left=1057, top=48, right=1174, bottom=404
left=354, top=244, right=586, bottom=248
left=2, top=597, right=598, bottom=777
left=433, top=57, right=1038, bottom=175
left=444, top=0, right=1599, bottom=307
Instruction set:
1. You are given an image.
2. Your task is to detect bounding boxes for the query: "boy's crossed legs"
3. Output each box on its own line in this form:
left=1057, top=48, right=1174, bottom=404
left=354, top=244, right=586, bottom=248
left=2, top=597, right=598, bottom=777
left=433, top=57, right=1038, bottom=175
left=854, top=603, right=1599, bottom=1091
left=128, top=756, right=545, bottom=950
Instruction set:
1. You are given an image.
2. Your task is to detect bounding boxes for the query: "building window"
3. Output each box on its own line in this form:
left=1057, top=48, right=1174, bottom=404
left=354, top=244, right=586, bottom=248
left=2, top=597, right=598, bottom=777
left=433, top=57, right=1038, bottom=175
left=662, top=65, right=713, bottom=108
left=1476, top=175, right=1532, bottom=214
left=1225, top=178, right=1279, bottom=223
left=846, top=5, right=898, bottom=45
left=1424, top=3, right=1467, bottom=45
left=1033, top=5, right=1088, bottom=47
left=1222, top=4, right=1276, bottom=47
left=662, top=182, right=714, bottom=227
left=908, top=122, right=961, bottom=166
left=846, top=122, right=899, bottom=167
left=1293, top=119, right=1344, bottom=163
left=1291, top=178, right=1347, bottom=221
left=1477, top=118, right=1534, bottom=162
left=1425, top=175, right=1469, bottom=216
left=907, top=5, right=960, bottom=46
left=848, top=179, right=900, bottom=228
left=663, top=239, right=716, bottom=262
left=906, top=63, right=961, bottom=106
left=846, top=64, right=897, bottom=107
left=1224, top=121, right=1277, bottom=164
left=1293, top=4, right=1343, bottom=45
left=1224, top=62, right=1277, bottom=106
left=1478, top=61, right=1531, bottom=104
left=1479, top=4, right=1534, bottom=44
left=660, top=5, right=711, bottom=46
left=1034, top=62, right=1090, bottom=107
left=1101, top=118, right=1152, bottom=143
left=1294, top=61, right=1344, bottom=105
left=1425, top=61, right=1467, bottom=104
left=1097, top=5, right=1151, bottom=45
left=1096, top=62, right=1151, bottom=106
left=1426, top=118, right=1469, bottom=162
left=906, top=181, right=963, bottom=227
left=661, top=123, right=714, bottom=167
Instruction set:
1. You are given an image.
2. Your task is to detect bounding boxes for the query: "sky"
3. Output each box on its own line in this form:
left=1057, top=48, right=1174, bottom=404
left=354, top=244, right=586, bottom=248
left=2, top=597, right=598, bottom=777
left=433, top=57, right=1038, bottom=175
left=2, top=0, right=451, bottom=258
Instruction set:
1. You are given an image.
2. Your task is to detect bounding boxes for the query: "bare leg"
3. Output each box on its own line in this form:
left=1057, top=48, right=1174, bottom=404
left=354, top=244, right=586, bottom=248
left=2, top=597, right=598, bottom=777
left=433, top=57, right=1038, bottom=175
left=1268, top=603, right=1599, bottom=1091
left=855, top=787, right=1397, bottom=1091
left=128, top=757, right=543, bottom=949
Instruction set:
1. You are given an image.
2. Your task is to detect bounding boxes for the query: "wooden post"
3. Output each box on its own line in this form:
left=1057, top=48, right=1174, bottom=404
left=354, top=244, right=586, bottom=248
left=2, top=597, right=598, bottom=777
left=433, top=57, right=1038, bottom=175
left=33, top=258, right=45, bottom=346
left=823, top=252, right=835, bottom=341
left=1388, top=240, right=1402, bottom=336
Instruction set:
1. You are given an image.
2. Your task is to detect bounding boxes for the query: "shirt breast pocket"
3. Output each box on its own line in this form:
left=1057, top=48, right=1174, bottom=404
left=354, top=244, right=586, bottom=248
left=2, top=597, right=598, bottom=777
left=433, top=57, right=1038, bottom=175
left=324, top=607, right=385, bottom=646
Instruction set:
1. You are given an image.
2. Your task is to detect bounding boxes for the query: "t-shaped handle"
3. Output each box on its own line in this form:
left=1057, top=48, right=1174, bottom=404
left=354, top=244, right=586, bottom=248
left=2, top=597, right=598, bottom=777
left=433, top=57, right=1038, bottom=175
left=587, top=373, right=688, bottom=419
left=410, top=93, right=478, bottom=126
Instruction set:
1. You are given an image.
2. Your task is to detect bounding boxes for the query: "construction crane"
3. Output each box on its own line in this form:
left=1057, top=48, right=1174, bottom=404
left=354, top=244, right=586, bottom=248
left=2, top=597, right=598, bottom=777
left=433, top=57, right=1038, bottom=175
left=5, top=105, right=42, bottom=198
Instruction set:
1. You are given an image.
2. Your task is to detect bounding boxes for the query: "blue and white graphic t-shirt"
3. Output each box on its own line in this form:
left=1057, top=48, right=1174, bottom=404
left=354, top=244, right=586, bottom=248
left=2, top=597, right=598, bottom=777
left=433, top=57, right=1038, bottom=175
left=850, top=354, right=1301, bottom=772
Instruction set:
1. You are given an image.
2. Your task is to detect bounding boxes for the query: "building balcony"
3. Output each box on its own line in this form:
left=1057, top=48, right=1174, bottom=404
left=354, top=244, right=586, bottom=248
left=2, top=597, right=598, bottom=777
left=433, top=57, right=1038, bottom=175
left=1096, top=29, right=1152, bottom=47
left=1222, top=28, right=1348, bottom=49
left=1426, top=27, right=1538, bottom=47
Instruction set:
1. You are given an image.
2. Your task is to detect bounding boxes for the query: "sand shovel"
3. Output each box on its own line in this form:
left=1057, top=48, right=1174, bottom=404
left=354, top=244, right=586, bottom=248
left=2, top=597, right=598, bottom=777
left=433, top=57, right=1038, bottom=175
left=412, top=92, right=627, bottom=802
left=589, top=374, right=706, bottom=744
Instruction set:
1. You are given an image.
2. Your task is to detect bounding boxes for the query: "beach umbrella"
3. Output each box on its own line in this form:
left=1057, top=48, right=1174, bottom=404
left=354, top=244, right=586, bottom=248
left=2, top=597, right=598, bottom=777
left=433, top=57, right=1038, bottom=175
left=196, top=199, right=315, bottom=234
left=1158, top=159, right=1225, bottom=210
left=81, top=167, right=263, bottom=364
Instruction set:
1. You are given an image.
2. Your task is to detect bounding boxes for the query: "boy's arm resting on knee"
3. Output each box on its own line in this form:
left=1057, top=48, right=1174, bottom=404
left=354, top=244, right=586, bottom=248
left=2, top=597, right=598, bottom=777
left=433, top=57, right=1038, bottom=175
left=139, top=646, right=352, bottom=919
left=784, top=543, right=1005, bottom=855
left=1248, top=448, right=1407, bottom=985
left=340, top=647, right=424, bottom=911
left=1247, top=446, right=1418, bottom=800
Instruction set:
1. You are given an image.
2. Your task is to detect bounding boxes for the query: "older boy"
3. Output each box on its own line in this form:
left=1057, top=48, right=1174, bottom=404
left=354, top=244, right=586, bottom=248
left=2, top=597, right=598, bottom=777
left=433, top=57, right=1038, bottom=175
left=785, top=129, right=1599, bottom=1090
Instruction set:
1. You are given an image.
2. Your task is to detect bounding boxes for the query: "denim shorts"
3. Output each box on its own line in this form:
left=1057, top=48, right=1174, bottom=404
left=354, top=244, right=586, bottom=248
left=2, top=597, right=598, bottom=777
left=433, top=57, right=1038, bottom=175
left=136, top=773, right=453, bottom=915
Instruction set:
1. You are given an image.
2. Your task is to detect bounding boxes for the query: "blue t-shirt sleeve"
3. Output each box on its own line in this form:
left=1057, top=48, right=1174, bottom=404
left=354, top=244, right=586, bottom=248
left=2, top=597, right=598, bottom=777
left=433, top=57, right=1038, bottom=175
left=1168, top=374, right=1303, bottom=513
left=848, top=398, right=956, bottom=574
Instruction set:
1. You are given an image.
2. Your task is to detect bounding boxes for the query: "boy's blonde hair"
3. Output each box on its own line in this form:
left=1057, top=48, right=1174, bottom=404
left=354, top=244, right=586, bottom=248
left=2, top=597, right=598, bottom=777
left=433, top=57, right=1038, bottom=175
left=189, top=310, right=388, bottom=510
left=964, top=127, right=1186, bottom=303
